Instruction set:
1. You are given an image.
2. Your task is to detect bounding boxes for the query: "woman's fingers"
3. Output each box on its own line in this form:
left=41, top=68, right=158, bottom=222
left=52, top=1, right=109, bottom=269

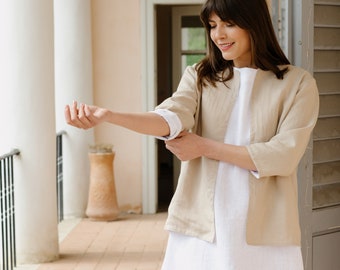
left=70, top=100, right=79, bottom=121
left=77, top=103, right=93, bottom=129
left=64, top=104, right=72, bottom=124
left=65, top=101, right=94, bottom=129
left=64, top=103, right=80, bottom=127
left=165, top=131, right=203, bottom=161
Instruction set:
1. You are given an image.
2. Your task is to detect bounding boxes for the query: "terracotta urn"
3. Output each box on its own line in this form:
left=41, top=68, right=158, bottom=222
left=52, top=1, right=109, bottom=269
left=86, top=144, right=120, bottom=221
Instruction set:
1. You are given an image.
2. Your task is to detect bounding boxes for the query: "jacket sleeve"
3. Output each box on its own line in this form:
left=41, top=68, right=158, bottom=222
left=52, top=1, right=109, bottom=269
left=155, top=65, right=199, bottom=131
left=247, top=72, right=319, bottom=178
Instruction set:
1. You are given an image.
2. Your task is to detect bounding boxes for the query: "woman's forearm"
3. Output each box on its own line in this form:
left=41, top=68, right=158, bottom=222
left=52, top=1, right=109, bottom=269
left=165, top=131, right=257, bottom=171
left=104, top=111, right=170, bottom=137
left=202, top=138, right=257, bottom=171
left=65, top=101, right=170, bottom=137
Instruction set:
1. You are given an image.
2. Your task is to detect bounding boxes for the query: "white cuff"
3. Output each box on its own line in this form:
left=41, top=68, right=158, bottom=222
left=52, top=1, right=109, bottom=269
left=151, top=109, right=182, bottom=140
left=251, top=170, right=260, bottom=179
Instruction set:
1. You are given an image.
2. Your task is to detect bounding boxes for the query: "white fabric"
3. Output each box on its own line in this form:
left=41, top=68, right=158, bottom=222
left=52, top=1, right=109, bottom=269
left=161, top=67, right=304, bottom=270
left=151, top=109, right=183, bottom=140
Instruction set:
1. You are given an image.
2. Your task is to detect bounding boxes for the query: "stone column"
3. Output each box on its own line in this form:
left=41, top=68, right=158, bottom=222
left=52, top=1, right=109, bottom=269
left=0, top=0, right=58, bottom=264
left=54, top=0, right=95, bottom=218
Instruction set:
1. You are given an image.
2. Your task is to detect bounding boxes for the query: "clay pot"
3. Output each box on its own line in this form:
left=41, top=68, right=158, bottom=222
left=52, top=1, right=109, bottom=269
left=86, top=150, right=120, bottom=221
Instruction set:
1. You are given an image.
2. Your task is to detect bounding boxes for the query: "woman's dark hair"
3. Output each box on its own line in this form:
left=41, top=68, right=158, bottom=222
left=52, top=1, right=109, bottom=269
left=196, top=0, right=290, bottom=90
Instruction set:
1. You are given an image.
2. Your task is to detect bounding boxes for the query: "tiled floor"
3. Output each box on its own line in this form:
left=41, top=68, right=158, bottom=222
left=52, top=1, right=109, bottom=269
left=17, top=212, right=168, bottom=270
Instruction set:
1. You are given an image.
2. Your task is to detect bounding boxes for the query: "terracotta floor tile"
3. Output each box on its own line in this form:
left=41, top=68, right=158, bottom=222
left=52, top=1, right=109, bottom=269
left=16, top=212, right=168, bottom=270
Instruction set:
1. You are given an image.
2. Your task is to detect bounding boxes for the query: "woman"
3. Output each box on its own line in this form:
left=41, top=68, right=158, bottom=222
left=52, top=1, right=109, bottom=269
left=65, top=0, right=319, bottom=269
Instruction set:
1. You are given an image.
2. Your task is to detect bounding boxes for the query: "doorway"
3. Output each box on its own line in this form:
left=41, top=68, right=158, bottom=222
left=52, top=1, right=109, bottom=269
left=156, top=4, right=205, bottom=211
left=153, top=1, right=289, bottom=211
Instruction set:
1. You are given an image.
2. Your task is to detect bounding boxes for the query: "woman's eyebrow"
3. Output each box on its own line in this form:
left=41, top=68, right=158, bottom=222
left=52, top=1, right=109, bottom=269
left=208, top=18, right=218, bottom=24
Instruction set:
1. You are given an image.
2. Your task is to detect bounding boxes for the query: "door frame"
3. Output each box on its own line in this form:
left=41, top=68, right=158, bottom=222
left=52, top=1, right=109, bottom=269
left=140, top=0, right=204, bottom=214
left=291, top=1, right=314, bottom=269
left=172, top=5, right=204, bottom=191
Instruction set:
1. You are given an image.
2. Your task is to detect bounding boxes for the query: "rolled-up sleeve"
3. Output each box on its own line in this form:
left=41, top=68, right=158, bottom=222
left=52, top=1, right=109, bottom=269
left=247, top=72, right=319, bottom=178
left=151, top=109, right=182, bottom=140
left=155, top=65, right=199, bottom=132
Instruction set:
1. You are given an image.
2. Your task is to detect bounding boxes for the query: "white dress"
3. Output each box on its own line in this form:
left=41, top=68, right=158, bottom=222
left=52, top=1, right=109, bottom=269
left=160, top=68, right=304, bottom=270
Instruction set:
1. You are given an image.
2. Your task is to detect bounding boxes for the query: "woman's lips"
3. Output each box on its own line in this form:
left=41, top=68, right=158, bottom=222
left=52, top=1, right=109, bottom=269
left=219, top=42, right=235, bottom=51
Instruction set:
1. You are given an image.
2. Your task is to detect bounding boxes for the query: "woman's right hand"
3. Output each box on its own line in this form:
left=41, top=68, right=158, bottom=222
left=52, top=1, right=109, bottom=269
left=64, top=101, right=108, bottom=130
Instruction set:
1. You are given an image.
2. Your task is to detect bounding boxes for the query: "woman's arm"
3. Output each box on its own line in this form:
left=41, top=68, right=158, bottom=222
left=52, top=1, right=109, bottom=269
left=64, top=101, right=170, bottom=137
left=165, top=131, right=257, bottom=171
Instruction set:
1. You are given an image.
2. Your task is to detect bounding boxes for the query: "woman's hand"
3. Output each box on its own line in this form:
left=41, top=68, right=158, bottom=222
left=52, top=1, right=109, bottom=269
left=64, top=101, right=108, bottom=129
left=165, top=131, right=205, bottom=161
left=165, top=130, right=257, bottom=171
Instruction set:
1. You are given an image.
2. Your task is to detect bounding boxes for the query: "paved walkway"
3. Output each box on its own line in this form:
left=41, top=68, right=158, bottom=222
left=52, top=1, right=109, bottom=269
left=17, top=213, right=168, bottom=270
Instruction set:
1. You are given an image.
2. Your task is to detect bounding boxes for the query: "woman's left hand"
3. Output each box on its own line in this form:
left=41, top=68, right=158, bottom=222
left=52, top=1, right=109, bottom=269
left=165, top=131, right=205, bottom=161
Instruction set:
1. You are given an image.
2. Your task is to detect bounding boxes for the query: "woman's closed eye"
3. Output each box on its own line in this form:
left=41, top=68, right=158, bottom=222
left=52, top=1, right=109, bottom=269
left=226, top=22, right=235, bottom=27
left=209, top=22, right=235, bottom=29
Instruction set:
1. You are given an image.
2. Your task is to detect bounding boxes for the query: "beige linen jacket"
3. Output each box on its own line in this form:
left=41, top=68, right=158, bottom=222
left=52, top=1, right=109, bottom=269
left=155, top=65, right=319, bottom=246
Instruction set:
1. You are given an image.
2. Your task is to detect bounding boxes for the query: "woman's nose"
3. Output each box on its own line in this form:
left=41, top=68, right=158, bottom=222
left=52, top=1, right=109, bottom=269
left=214, top=25, right=226, bottom=39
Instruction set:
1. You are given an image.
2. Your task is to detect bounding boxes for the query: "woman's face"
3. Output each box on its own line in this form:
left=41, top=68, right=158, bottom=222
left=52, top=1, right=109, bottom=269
left=209, top=12, right=253, bottom=68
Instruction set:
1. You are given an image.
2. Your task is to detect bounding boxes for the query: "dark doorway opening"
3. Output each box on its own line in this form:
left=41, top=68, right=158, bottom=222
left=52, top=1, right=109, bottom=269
left=156, top=5, right=174, bottom=212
